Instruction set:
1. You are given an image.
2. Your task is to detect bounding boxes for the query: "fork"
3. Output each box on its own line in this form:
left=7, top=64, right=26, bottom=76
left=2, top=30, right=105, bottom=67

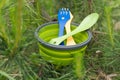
left=65, top=11, right=76, bottom=46
left=58, top=8, right=70, bottom=45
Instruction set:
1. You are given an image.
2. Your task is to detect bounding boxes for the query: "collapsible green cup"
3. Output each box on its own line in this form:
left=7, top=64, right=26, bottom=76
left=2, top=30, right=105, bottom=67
left=35, top=21, right=92, bottom=78
left=35, top=21, right=92, bottom=64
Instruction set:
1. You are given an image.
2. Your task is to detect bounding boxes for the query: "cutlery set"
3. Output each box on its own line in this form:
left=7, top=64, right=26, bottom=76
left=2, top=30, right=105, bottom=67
left=49, top=8, right=99, bottom=45
left=58, top=8, right=76, bottom=46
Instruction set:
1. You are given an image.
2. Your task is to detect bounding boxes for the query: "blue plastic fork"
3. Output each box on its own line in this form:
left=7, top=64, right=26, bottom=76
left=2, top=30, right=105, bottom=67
left=58, top=8, right=70, bottom=45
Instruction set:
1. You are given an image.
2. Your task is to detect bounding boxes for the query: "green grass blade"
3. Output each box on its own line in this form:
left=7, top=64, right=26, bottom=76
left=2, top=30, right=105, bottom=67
left=0, top=70, right=16, bottom=80
left=0, top=0, right=6, bottom=9
left=104, top=6, right=114, bottom=47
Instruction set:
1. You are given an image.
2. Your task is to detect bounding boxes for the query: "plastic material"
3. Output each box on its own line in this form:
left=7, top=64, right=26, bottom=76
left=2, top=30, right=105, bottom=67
left=35, top=22, right=92, bottom=65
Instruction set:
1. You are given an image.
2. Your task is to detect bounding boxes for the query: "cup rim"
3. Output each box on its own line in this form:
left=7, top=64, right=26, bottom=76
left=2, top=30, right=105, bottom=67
left=35, top=21, right=92, bottom=50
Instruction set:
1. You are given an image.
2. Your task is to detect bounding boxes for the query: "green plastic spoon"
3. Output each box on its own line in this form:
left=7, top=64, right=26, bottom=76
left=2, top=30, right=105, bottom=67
left=49, top=13, right=99, bottom=45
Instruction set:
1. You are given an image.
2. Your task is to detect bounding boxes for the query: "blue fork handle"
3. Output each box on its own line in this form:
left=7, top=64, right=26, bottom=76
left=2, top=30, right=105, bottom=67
left=58, top=23, right=65, bottom=45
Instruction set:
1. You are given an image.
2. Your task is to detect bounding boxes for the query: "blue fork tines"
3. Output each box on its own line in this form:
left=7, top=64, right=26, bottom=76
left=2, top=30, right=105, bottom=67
left=58, top=8, right=70, bottom=45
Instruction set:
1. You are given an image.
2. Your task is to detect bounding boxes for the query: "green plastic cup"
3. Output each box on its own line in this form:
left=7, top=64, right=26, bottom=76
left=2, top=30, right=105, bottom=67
left=35, top=22, right=92, bottom=66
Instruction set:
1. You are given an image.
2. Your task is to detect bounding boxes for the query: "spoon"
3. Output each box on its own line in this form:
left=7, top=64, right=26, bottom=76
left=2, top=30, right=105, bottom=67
left=49, top=13, right=99, bottom=45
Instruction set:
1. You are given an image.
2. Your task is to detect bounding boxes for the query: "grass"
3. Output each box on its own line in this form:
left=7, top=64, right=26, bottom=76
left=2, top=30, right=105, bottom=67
left=0, top=0, right=120, bottom=80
